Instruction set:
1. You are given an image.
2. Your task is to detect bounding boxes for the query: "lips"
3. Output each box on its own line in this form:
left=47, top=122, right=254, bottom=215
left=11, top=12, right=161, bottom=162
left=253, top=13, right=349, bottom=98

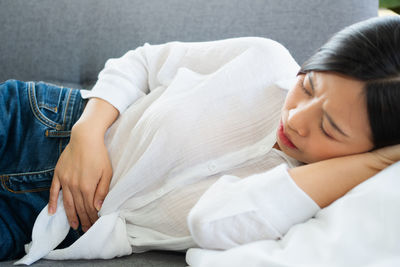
left=278, top=121, right=297, bottom=149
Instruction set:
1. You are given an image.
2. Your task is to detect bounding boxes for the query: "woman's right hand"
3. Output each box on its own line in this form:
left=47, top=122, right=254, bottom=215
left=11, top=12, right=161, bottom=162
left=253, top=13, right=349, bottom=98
left=48, top=123, right=113, bottom=232
left=48, top=97, right=119, bottom=232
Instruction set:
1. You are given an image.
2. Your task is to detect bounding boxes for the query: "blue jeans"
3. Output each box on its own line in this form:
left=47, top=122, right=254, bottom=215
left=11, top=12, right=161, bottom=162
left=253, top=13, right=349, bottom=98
left=0, top=80, right=88, bottom=261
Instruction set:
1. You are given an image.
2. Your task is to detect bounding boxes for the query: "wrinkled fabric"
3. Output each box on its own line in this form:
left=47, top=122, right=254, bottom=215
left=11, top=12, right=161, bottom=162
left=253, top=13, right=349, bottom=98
left=186, top=162, right=400, bottom=267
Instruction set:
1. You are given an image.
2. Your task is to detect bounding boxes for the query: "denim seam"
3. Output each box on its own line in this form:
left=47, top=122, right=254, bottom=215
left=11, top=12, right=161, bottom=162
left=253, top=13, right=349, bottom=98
left=64, top=88, right=82, bottom=131
left=1, top=177, right=50, bottom=193
left=0, top=168, right=54, bottom=194
left=38, top=103, right=58, bottom=113
left=0, top=167, right=55, bottom=177
left=28, top=82, right=60, bottom=129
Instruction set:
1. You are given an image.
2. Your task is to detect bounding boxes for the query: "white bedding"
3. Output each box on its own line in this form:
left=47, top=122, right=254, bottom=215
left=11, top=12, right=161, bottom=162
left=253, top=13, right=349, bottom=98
left=186, top=161, right=400, bottom=267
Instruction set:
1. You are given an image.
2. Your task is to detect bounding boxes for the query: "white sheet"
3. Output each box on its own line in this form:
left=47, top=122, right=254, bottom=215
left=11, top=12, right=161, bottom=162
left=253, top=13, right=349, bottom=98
left=186, top=161, right=400, bottom=267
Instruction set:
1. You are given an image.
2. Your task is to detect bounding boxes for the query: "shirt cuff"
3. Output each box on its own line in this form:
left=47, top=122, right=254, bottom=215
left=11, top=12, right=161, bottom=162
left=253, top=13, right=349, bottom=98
left=80, top=80, right=145, bottom=115
left=258, top=163, right=321, bottom=235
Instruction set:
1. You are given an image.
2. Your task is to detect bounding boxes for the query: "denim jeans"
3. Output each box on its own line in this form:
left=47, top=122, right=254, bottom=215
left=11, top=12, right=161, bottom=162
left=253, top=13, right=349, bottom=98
left=0, top=80, right=87, bottom=261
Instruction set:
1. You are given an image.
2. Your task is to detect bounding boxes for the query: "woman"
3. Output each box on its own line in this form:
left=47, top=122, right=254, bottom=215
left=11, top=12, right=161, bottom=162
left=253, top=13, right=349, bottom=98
left=1, top=16, right=400, bottom=262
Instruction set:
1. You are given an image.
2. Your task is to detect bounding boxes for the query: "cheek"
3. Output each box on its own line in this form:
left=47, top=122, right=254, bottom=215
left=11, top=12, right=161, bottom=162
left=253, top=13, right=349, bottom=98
left=301, top=137, right=346, bottom=163
left=302, top=140, right=332, bottom=162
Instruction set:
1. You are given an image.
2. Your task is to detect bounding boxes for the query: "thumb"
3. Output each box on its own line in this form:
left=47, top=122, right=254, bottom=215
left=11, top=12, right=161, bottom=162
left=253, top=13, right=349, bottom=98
left=94, top=170, right=112, bottom=212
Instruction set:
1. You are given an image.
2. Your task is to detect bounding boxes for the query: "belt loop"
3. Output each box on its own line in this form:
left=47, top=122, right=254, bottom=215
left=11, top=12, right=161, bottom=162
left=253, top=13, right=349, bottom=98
left=45, top=129, right=71, bottom=138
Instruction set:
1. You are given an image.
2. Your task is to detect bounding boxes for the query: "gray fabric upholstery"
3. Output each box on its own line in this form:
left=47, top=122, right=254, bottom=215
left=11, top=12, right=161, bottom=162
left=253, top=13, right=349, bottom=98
left=0, top=0, right=378, bottom=88
left=0, top=0, right=378, bottom=266
left=1, top=251, right=186, bottom=266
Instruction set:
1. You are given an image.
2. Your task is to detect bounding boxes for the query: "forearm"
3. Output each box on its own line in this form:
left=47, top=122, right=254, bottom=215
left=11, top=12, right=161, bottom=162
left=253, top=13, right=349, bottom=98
left=73, top=97, right=119, bottom=136
left=289, top=152, right=388, bottom=209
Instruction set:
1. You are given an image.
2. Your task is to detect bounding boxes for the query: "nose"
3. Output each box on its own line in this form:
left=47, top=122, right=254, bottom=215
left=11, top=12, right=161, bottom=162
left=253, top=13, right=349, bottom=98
left=287, top=102, right=317, bottom=137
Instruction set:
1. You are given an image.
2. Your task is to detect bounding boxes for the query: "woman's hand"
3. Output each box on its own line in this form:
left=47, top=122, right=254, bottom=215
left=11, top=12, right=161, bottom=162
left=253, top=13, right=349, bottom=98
left=48, top=123, right=112, bottom=232
left=47, top=97, right=119, bottom=232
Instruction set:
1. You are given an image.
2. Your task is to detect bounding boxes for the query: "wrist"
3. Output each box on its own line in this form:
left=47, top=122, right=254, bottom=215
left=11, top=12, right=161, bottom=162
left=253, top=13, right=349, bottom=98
left=72, top=97, right=119, bottom=136
left=369, top=150, right=395, bottom=171
left=71, top=120, right=107, bottom=140
left=73, top=115, right=108, bottom=132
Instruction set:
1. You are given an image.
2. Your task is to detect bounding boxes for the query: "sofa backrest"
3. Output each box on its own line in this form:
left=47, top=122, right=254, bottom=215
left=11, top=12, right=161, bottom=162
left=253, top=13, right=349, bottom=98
left=0, top=0, right=378, bottom=87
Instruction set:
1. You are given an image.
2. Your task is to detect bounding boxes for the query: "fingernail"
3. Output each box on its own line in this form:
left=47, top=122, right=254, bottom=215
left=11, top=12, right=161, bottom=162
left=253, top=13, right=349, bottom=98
left=48, top=206, right=54, bottom=214
left=95, top=200, right=103, bottom=211
left=71, top=221, right=78, bottom=230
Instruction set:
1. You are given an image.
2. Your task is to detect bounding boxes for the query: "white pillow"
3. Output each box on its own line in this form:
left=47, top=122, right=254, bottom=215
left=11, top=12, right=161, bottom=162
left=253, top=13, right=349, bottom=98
left=186, top=161, right=400, bottom=267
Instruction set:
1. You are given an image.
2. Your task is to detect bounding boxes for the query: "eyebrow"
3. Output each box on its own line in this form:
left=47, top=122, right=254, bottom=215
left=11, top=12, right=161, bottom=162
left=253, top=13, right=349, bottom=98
left=308, top=72, right=349, bottom=138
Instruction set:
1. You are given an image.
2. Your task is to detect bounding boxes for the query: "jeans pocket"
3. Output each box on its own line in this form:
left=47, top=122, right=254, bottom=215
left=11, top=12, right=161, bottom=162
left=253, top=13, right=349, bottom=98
left=28, top=81, right=84, bottom=138
left=1, top=169, right=53, bottom=193
left=28, top=82, right=65, bottom=130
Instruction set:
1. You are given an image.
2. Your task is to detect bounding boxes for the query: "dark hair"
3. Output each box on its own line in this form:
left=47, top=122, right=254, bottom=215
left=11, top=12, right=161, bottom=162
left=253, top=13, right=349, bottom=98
left=299, top=16, right=400, bottom=149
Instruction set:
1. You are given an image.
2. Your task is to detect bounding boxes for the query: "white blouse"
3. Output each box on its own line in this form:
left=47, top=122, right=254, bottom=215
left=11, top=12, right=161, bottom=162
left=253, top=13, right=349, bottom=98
left=16, top=37, right=320, bottom=265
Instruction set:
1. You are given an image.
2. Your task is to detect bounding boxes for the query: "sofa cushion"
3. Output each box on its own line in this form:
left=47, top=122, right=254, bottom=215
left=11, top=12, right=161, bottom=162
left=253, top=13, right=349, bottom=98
left=0, top=0, right=378, bottom=86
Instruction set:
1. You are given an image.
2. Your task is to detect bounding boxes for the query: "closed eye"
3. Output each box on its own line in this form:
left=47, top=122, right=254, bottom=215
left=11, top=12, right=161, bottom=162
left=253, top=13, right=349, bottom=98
left=320, top=117, right=333, bottom=139
left=301, top=78, right=312, bottom=96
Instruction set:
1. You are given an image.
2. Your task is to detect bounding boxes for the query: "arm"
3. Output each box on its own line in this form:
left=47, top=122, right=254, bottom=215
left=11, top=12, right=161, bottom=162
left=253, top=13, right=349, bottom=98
left=81, top=37, right=298, bottom=115
left=188, top=145, right=400, bottom=250
left=289, top=149, right=397, bottom=208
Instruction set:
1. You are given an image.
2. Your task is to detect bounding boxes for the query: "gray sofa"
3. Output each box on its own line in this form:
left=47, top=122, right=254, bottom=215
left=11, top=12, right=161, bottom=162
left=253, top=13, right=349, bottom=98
left=0, top=0, right=378, bottom=266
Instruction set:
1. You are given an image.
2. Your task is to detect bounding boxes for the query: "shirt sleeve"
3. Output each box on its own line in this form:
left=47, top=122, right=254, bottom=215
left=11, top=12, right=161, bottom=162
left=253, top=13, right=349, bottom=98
left=80, top=37, right=299, bottom=114
left=187, top=163, right=320, bottom=250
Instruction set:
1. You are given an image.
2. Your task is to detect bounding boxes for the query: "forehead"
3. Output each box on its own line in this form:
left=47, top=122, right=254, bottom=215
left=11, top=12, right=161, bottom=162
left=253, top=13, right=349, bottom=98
left=313, top=71, right=372, bottom=141
left=314, top=72, right=364, bottom=105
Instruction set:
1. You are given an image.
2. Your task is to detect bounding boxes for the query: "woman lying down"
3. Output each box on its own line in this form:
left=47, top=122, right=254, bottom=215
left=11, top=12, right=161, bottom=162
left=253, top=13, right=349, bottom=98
left=1, top=16, right=399, bottom=264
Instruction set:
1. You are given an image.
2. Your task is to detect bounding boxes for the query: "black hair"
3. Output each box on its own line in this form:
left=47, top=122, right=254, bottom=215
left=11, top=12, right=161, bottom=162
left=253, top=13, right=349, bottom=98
left=299, top=16, right=400, bottom=149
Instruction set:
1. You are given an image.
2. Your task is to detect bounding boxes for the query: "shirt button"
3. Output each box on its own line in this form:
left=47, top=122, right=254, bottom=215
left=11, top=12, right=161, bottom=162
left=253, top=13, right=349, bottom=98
left=208, top=163, right=217, bottom=172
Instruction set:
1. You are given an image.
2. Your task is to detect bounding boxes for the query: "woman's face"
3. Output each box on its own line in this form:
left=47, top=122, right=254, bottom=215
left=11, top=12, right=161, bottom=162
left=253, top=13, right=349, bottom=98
left=276, top=71, right=374, bottom=163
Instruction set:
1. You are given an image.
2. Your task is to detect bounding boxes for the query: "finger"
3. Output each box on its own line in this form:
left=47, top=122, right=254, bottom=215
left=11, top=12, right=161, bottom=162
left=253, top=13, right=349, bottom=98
left=71, top=187, right=92, bottom=232
left=94, top=169, right=112, bottom=212
left=81, top=183, right=99, bottom=225
left=62, top=187, right=80, bottom=230
left=48, top=172, right=61, bottom=214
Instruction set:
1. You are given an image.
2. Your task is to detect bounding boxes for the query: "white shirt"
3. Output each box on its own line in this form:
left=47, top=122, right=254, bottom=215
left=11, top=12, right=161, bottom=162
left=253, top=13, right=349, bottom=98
left=16, top=37, right=320, bottom=265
